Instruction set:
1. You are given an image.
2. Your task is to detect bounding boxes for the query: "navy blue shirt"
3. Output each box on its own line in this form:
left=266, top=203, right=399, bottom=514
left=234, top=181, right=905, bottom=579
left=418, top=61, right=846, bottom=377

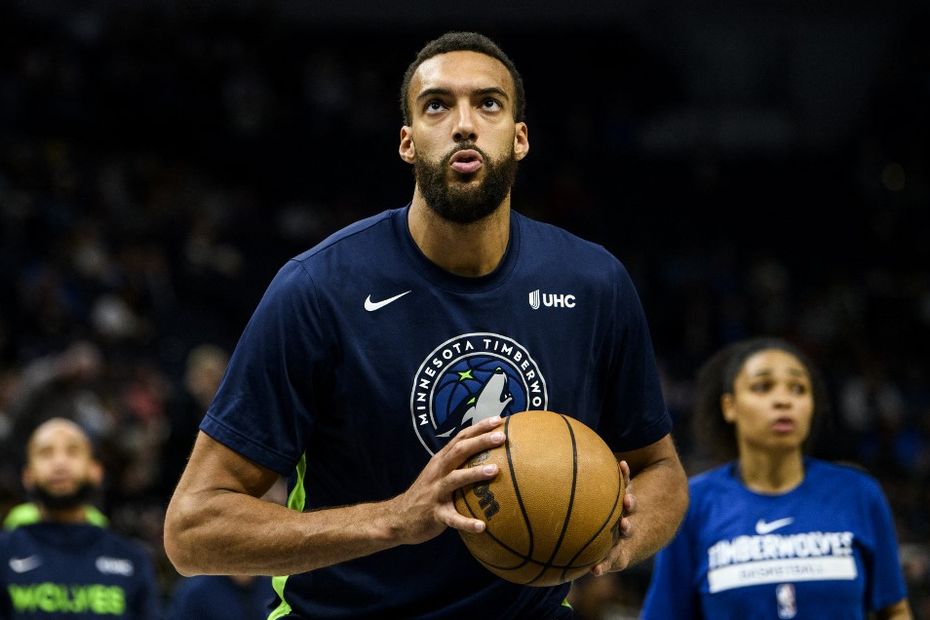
left=201, top=206, right=670, bottom=619
left=0, top=523, right=160, bottom=619
left=169, top=576, right=273, bottom=620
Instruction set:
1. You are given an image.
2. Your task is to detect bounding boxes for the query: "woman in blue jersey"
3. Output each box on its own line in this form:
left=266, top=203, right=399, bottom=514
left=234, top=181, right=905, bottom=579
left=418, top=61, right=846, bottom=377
left=641, top=337, right=911, bottom=619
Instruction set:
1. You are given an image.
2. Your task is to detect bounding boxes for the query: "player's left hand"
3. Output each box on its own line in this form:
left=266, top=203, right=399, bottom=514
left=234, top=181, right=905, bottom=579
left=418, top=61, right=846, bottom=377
left=591, top=460, right=635, bottom=576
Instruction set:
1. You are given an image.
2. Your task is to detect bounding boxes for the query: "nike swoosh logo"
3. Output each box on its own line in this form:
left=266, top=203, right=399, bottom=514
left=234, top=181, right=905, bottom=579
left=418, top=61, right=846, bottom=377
left=9, top=555, right=42, bottom=573
left=364, top=290, right=412, bottom=312
left=755, top=517, right=794, bottom=535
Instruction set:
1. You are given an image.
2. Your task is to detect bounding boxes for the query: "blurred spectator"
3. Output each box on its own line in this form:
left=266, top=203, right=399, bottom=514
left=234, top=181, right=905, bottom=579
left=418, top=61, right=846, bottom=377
left=0, top=418, right=161, bottom=618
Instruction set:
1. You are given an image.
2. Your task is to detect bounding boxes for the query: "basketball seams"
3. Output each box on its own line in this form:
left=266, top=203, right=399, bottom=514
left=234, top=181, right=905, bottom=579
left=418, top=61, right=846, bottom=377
left=456, top=415, right=537, bottom=572
left=526, top=414, right=578, bottom=585
left=475, top=552, right=596, bottom=571
left=559, top=458, right=623, bottom=581
left=504, top=415, right=536, bottom=564
left=458, top=485, right=534, bottom=570
left=454, top=410, right=621, bottom=586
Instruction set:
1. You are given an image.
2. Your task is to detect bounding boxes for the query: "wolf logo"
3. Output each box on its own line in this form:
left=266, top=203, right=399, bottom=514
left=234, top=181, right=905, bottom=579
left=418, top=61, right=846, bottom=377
left=435, top=368, right=513, bottom=438
left=410, top=332, right=548, bottom=455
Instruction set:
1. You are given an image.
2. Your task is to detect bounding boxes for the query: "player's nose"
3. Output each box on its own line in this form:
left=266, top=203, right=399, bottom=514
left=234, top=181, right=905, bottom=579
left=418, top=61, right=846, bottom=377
left=453, top=105, right=477, bottom=143
left=771, top=388, right=793, bottom=409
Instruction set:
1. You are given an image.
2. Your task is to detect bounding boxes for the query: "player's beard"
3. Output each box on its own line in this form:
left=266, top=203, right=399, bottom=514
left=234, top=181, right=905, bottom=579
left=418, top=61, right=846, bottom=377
left=415, top=143, right=518, bottom=224
left=30, top=480, right=97, bottom=511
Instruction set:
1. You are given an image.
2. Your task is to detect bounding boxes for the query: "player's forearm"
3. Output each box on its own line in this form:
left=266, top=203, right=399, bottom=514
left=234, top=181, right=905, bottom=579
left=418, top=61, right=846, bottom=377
left=165, top=490, right=406, bottom=576
left=623, top=451, right=688, bottom=568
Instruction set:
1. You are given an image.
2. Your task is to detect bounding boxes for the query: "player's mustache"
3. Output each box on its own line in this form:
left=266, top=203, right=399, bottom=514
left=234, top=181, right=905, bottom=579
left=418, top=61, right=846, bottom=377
left=442, top=143, right=489, bottom=165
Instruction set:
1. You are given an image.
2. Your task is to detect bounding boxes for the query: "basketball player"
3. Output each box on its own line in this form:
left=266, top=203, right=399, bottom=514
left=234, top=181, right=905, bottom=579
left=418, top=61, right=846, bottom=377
left=0, top=418, right=161, bottom=619
left=165, top=31, right=688, bottom=619
left=641, top=338, right=911, bottom=619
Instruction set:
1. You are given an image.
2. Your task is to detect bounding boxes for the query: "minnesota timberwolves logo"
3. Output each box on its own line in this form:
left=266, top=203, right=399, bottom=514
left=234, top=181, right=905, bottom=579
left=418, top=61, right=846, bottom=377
left=410, top=333, right=548, bottom=454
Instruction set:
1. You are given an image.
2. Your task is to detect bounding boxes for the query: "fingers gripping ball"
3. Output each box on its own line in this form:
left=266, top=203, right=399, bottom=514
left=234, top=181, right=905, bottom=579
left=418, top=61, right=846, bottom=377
left=453, top=410, right=625, bottom=586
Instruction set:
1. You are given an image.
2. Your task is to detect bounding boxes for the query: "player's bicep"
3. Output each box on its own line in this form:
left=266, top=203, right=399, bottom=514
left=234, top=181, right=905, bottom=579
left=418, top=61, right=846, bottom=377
left=176, top=431, right=280, bottom=500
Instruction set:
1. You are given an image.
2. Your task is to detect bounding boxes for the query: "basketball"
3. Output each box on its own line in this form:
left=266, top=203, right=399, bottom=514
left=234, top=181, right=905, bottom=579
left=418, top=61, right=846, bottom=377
left=453, top=410, right=625, bottom=586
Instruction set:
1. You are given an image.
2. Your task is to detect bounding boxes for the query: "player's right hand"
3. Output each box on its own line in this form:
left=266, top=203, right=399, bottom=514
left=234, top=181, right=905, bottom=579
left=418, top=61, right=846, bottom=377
left=386, top=415, right=505, bottom=546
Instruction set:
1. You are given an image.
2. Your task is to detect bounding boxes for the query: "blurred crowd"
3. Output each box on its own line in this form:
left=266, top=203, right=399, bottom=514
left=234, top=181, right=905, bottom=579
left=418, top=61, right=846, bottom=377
left=0, top=3, right=928, bottom=617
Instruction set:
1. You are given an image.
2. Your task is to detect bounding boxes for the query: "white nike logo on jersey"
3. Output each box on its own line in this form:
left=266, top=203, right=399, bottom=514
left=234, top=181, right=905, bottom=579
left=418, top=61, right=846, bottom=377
left=96, top=556, right=134, bottom=576
left=755, top=517, right=794, bottom=535
left=9, top=555, right=42, bottom=573
left=364, top=291, right=412, bottom=311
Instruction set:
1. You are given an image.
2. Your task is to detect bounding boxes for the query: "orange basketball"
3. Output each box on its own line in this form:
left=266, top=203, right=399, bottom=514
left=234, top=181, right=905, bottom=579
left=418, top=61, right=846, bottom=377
left=453, top=410, right=624, bottom=586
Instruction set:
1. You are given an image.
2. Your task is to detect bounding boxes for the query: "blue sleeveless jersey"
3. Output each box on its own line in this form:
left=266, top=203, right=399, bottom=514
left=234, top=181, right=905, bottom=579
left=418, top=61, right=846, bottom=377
left=201, top=205, right=671, bottom=619
left=641, top=458, right=908, bottom=619
left=0, top=523, right=160, bottom=619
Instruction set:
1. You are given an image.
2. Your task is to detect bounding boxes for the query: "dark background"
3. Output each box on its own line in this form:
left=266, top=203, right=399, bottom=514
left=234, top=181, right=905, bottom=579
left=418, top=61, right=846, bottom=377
left=0, top=1, right=928, bottom=617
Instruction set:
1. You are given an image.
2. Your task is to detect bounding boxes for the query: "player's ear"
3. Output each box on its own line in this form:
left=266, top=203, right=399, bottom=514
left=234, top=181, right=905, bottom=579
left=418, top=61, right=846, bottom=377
left=720, top=393, right=737, bottom=423
left=21, top=466, right=35, bottom=491
left=399, top=126, right=416, bottom=163
left=514, top=122, right=529, bottom=161
left=89, top=459, right=104, bottom=486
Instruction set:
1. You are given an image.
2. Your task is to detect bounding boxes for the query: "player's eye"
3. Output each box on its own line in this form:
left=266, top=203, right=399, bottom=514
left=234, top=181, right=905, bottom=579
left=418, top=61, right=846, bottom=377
left=425, top=99, right=446, bottom=114
left=788, top=382, right=808, bottom=395
left=481, top=98, right=502, bottom=112
left=749, top=381, right=772, bottom=393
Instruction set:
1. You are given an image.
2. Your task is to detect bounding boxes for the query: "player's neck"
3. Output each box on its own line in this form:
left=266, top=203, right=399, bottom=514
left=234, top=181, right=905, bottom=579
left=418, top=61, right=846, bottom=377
left=41, top=504, right=89, bottom=524
left=408, top=192, right=511, bottom=277
left=736, top=449, right=805, bottom=494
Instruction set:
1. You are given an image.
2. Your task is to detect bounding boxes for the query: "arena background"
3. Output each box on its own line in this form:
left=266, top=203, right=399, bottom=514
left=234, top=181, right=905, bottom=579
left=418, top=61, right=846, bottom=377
left=0, top=1, right=928, bottom=617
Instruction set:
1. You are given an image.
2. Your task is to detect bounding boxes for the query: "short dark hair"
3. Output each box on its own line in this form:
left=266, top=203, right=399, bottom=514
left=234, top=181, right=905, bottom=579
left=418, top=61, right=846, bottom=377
left=692, top=337, right=831, bottom=463
left=399, top=31, right=526, bottom=125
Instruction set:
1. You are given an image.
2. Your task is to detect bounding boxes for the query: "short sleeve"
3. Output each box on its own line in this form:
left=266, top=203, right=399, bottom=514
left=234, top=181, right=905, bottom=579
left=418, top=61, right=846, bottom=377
left=863, top=478, right=908, bottom=611
left=200, top=259, right=331, bottom=476
left=596, top=261, right=671, bottom=452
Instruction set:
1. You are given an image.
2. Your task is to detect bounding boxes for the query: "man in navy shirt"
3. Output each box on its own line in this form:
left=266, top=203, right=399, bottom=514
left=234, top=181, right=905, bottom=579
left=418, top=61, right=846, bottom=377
left=165, top=31, right=688, bottom=619
left=0, top=418, right=160, bottom=619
